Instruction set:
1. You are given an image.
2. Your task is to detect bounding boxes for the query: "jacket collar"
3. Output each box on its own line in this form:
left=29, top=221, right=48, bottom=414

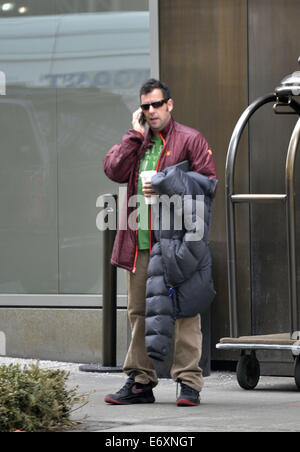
left=144, top=117, right=174, bottom=145
left=160, top=116, right=174, bottom=139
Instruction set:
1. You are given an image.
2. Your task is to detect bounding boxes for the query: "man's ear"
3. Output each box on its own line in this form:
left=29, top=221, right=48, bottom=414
left=167, top=98, right=174, bottom=113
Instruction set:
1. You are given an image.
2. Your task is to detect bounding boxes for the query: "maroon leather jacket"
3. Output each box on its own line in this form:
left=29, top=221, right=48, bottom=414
left=103, top=117, right=217, bottom=273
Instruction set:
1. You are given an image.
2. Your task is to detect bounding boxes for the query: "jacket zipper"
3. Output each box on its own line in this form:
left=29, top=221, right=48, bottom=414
left=132, top=230, right=138, bottom=273
left=149, top=205, right=152, bottom=253
left=149, top=134, right=166, bottom=257
left=156, top=133, right=166, bottom=171
left=133, top=133, right=166, bottom=273
left=149, top=133, right=166, bottom=254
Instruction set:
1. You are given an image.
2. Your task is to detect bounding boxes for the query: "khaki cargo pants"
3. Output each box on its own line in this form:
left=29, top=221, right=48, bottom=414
left=123, top=250, right=204, bottom=392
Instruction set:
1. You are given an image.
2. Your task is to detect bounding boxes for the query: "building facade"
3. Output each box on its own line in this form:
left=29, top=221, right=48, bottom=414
left=0, top=0, right=300, bottom=373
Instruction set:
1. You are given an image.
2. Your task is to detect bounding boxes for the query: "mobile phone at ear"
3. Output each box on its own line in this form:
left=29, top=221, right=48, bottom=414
left=139, top=111, right=146, bottom=126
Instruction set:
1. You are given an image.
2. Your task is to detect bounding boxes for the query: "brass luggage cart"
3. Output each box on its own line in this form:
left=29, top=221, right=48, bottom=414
left=216, top=59, right=300, bottom=390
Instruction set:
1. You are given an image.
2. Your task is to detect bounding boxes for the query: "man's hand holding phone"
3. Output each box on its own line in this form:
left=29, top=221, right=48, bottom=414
left=132, top=108, right=146, bottom=135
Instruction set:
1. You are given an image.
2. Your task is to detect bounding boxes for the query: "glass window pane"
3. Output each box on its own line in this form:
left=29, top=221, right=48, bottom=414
left=0, top=0, right=150, bottom=296
left=0, top=5, right=58, bottom=293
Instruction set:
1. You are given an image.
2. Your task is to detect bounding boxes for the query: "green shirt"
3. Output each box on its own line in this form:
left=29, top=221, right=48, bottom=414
left=137, top=136, right=163, bottom=250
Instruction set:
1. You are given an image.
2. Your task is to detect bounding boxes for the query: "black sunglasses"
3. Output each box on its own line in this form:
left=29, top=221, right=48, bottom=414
left=140, top=98, right=169, bottom=111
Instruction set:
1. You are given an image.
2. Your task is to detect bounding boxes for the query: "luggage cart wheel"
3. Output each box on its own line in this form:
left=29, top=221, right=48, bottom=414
left=294, top=355, right=300, bottom=390
left=236, top=351, right=260, bottom=390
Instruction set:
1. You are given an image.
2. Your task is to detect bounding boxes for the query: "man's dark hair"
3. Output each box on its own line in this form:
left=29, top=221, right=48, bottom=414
left=140, top=78, right=171, bottom=100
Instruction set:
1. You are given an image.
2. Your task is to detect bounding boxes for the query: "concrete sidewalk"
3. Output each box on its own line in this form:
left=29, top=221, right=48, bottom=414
left=1, top=357, right=300, bottom=432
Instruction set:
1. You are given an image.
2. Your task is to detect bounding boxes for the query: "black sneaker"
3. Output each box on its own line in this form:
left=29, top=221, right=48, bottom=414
left=176, top=381, right=200, bottom=406
left=104, top=372, right=155, bottom=405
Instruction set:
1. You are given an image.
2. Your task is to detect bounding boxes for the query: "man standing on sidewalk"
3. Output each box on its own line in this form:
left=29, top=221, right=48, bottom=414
left=103, top=79, right=217, bottom=406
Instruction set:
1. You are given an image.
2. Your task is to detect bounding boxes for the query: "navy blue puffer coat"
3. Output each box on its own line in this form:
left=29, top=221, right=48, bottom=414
left=145, top=166, right=217, bottom=361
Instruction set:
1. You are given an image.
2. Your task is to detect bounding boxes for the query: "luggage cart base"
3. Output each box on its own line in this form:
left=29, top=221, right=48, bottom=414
left=216, top=332, right=300, bottom=390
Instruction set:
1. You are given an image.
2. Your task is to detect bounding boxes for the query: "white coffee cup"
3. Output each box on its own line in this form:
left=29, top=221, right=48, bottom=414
left=140, top=170, right=157, bottom=205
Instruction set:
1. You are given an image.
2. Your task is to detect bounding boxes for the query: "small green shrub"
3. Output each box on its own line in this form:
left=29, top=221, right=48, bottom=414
left=0, top=362, right=86, bottom=432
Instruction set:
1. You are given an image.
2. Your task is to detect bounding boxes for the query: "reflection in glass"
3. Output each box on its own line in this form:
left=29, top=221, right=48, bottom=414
left=0, top=1, right=150, bottom=294
left=0, top=0, right=149, bottom=17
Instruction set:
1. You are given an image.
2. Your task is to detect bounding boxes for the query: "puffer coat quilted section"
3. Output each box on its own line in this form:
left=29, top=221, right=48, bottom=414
left=145, top=166, right=217, bottom=361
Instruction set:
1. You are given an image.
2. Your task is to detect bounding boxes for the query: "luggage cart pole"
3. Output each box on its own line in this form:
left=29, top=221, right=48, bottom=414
left=217, top=61, right=300, bottom=389
left=225, top=93, right=277, bottom=338
left=286, top=117, right=300, bottom=334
